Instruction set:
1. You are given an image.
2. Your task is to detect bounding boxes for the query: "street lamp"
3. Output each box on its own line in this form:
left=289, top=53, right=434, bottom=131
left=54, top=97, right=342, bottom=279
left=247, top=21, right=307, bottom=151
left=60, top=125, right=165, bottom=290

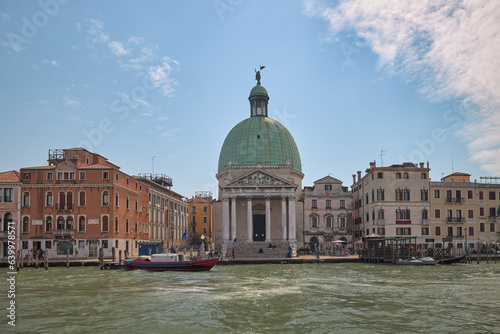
left=200, top=235, right=205, bottom=259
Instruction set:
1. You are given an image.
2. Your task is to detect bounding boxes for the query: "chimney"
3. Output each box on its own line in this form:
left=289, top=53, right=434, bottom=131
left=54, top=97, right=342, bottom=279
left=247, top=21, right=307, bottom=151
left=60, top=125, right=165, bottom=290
left=369, top=161, right=375, bottom=169
left=357, top=171, right=361, bottom=182
left=352, top=174, right=356, bottom=184
left=427, top=161, right=429, bottom=169
left=420, top=162, right=424, bottom=168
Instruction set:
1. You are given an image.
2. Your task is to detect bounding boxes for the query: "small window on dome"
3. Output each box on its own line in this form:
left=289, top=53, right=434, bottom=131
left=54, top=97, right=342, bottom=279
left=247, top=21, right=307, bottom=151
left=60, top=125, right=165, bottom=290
left=257, top=135, right=260, bottom=139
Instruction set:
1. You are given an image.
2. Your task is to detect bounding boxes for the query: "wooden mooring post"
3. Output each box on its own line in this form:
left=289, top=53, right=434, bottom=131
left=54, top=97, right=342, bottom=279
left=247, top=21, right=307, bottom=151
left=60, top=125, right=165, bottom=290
left=99, top=248, right=104, bottom=270
left=66, top=249, right=70, bottom=268
left=35, top=250, right=39, bottom=269
left=119, top=250, right=122, bottom=263
left=44, top=248, right=49, bottom=270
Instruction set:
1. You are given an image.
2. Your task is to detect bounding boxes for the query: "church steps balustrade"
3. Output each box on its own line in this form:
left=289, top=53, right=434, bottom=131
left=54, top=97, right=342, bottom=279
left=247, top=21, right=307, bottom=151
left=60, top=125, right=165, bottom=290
left=224, top=241, right=291, bottom=259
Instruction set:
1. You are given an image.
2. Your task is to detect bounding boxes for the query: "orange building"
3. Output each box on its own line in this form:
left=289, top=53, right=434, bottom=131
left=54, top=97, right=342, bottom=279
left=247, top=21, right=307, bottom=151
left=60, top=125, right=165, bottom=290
left=187, top=191, right=214, bottom=245
left=19, top=148, right=149, bottom=258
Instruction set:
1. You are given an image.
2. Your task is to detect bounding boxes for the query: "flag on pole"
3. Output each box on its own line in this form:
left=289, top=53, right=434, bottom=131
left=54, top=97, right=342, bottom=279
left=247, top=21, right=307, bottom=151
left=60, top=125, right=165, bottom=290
left=497, top=205, right=500, bottom=217
left=182, top=230, right=187, bottom=240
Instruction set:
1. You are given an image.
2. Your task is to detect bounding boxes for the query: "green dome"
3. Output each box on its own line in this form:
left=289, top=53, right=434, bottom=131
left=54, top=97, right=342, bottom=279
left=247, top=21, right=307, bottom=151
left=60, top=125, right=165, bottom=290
left=218, top=117, right=302, bottom=173
left=249, top=85, right=269, bottom=99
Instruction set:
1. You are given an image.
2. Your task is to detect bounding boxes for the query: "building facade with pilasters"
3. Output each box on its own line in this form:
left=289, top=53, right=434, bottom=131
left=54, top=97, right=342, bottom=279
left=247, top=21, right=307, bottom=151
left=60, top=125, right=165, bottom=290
left=214, top=77, right=304, bottom=258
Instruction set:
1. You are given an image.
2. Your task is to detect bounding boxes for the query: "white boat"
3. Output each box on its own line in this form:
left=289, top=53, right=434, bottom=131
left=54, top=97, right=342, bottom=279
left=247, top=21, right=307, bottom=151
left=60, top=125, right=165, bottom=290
left=397, top=257, right=423, bottom=265
left=418, top=256, right=437, bottom=265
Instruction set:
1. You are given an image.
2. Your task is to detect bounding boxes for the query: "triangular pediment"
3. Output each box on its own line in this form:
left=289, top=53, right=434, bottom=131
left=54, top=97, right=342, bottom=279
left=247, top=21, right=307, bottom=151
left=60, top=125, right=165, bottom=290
left=226, top=169, right=296, bottom=188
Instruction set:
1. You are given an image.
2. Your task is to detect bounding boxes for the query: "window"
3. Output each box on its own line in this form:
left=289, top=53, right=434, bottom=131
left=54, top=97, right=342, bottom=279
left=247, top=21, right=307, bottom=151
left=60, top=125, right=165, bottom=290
left=45, top=216, right=52, bottom=232
left=23, top=192, right=30, bottom=207
left=22, top=172, right=30, bottom=180
left=403, top=189, right=410, bottom=201
left=480, top=207, right=485, bottom=216
left=46, top=191, right=53, bottom=207
left=435, top=209, right=440, bottom=218
left=489, top=207, right=496, bottom=217
left=421, top=189, right=428, bottom=201
left=326, top=216, right=332, bottom=228
left=126, top=178, right=129, bottom=186
left=377, top=189, right=384, bottom=201
left=102, top=191, right=109, bottom=206
left=78, top=216, right=85, bottom=232
left=435, top=226, right=441, bottom=236
left=22, top=217, right=29, bottom=233
left=396, top=228, right=411, bottom=235
left=457, top=226, right=463, bottom=236
left=447, top=226, right=453, bottom=237
left=422, top=209, right=428, bottom=220
left=47, top=172, right=53, bottom=180
left=325, top=184, right=332, bottom=191
left=115, top=192, right=119, bottom=207
left=79, top=191, right=86, bottom=206
left=480, top=223, right=485, bottom=232
left=434, top=189, right=440, bottom=199
left=396, top=189, right=403, bottom=201
left=203, top=226, right=207, bottom=234
left=102, top=216, right=109, bottom=232
left=4, top=188, right=13, bottom=202
left=203, top=206, right=207, bottom=213
left=134, top=221, right=138, bottom=234
left=116, top=173, right=119, bottom=181
left=371, top=190, right=374, bottom=202
left=421, top=173, right=427, bottom=179
left=126, top=219, right=129, bottom=233
left=339, top=217, right=346, bottom=228
left=468, top=226, right=474, bottom=236
left=396, top=173, right=401, bottom=179
left=490, top=223, right=495, bottom=232
left=311, top=199, right=317, bottom=208
left=45, top=241, right=51, bottom=249
left=203, top=216, right=207, bottom=223
left=378, top=172, right=383, bottom=179
left=479, top=191, right=483, bottom=200
left=103, top=171, right=109, bottom=180
left=340, top=200, right=345, bottom=208
left=403, top=173, right=409, bottom=179
left=468, top=210, right=474, bottom=218
left=66, top=216, right=73, bottom=230
left=135, top=199, right=138, bottom=212
left=67, top=191, right=73, bottom=210
left=311, top=216, right=318, bottom=227
left=126, top=196, right=130, bottom=210
left=489, top=191, right=496, bottom=200
left=102, top=240, right=108, bottom=249
left=22, top=241, right=28, bottom=249
left=422, top=227, right=429, bottom=235
left=79, top=172, right=86, bottom=180
left=326, top=200, right=331, bottom=209
left=378, top=209, right=385, bottom=219
left=115, top=217, right=119, bottom=232
left=57, top=217, right=64, bottom=230
left=468, top=190, right=473, bottom=199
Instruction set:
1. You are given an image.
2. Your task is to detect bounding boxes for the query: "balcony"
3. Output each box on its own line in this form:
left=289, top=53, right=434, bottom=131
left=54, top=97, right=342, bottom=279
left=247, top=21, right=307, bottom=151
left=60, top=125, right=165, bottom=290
left=52, top=229, right=75, bottom=237
left=489, top=216, right=497, bottom=221
left=446, top=197, right=464, bottom=204
left=446, top=217, right=465, bottom=223
left=377, top=219, right=386, bottom=226
left=422, top=219, right=430, bottom=226
left=57, top=204, right=74, bottom=211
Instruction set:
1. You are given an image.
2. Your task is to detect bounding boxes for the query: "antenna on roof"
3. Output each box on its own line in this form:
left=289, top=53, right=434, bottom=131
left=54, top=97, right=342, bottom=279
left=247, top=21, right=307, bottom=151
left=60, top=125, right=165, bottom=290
left=380, top=150, right=387, bottom=167
left=451, top=154, right=454, bottom=173
left=152, top=156, right=156, bottom=175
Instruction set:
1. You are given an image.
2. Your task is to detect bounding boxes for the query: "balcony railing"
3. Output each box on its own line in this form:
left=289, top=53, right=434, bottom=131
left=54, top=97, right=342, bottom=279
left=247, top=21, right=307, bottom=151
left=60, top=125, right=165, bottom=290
left=446, top=217, right=465, bottom=223
left=57, top=204, right=73, bottom=211
left=422, top=219, right=430, bottom=226
left=489, top=216, right=497, bottom=221
left=52, top=229, right=75, bottom=237
left=377, top=219, right=386, bottom=226
left=446, top=197, right=464, bottom=204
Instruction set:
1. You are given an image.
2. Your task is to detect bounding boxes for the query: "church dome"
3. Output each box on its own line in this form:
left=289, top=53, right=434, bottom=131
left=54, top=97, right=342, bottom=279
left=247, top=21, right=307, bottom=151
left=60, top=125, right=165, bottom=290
left=218, top=84, right=302, bottom=173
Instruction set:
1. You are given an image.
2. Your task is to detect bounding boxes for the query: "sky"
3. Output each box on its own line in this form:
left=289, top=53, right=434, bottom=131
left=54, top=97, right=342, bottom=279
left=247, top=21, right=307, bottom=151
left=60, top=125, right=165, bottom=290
left=1, top=0, right=499, bottom=199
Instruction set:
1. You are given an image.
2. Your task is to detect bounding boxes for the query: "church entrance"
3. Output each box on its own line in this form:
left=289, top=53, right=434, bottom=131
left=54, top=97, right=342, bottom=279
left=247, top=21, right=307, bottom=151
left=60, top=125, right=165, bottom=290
left=253, top=214, right=265, bottom=241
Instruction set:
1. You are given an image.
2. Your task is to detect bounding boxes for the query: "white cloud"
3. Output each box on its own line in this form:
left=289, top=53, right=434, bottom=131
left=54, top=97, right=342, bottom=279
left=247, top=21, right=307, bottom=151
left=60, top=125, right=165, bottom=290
left=63, top=97, right=80, bottom=106
left=108, top=41, right=129, bottom=56
left=148, top=57, right=179, bottom=97
left=305, top=0, right=500, bottom=175
left=1, top=12, right=10, bottom=22
left=42, top=59, right=59, bottom=66
left=81, top=18, right=109, bottom=44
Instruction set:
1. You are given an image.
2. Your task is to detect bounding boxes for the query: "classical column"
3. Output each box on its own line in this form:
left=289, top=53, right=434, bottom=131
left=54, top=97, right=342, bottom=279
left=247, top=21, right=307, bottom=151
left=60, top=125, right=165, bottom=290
left=281, top=196, right=287, bottom=240
left=247, top=196, right=253, bottom=242
left=265, top=196, right=271, bottom=242
left=222, top=197, right=229, bottom=242
left=231, top=196, right=237, bottom=241
left=288, top=196, right=296, bottom=241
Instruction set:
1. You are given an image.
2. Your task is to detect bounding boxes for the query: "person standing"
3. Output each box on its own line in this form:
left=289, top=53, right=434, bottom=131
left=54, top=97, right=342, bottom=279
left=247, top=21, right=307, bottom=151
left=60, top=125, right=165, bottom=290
left=232, top=247, right=235, bottom=259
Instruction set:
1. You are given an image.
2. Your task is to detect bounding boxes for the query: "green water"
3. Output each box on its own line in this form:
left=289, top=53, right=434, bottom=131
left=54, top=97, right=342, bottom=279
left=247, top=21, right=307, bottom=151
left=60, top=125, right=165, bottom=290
left=1, top=263, right=500, bottom=333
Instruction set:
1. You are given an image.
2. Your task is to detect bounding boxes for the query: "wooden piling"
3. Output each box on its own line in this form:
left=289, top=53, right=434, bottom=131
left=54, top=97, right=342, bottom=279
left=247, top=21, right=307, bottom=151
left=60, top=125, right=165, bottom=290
left=16, top=250, right=20, bottom=271
left=66, top=248, right=70, bottom=268
left=44, top=248, right=48, bottom=270
left=119, top=250, right=122, bottom=263
left=99, top=248, right=104, bottom=270
left=112, top=247, right=116, bottom=262
left=35, top=250, right=39, bottom=269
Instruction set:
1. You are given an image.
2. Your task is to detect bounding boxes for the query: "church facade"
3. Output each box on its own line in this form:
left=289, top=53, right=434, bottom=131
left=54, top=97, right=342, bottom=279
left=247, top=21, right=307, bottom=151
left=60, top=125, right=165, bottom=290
left=213, top=72, right=304, bottom=258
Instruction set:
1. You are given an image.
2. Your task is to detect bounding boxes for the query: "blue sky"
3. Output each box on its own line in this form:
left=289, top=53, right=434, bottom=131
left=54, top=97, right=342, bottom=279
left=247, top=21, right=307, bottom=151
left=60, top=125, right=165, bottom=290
left=1, top=0, right=499, bottom=198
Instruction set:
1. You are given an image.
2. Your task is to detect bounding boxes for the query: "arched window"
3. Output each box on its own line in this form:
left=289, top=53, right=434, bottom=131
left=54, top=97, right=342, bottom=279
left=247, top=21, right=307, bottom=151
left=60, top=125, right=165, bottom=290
left=102, top=216, right=109, bottom=232
left=59, top=191, right=66, bottom=210
left=126, top=219, right=129, bottom=233
left=126, top=196, right=130, bottom=210
left=78, top=216, right=85, bottom=232
left=134, top=220, right=138, bottom=234
left=115, top=217, right=119, bottom=232
left=66, top=216, right=74, bottom=230
left=102, top=191, right=109, bottom=206
left=57, top=216, right=65, bottom=230
left=396, top=209, right=402, bottom=220
left=378, top=209, right=385, bottom=219
left=403, top=173, right=409, bottom=179
left=325, top=216, right=332, bottom=228
left=22, top=217, right=29, bottom=233
left=67, top=191, right=73, bottom=210
left=3, top=212, right=13, bottom=231
left=403, top=189, right=410, bottom=201
left=45, top=216, right=53, bottom=232
left=135, top=199, right=138, bottom=212
left=46, top=191, right=53, bottom=207
left=422, top=209, right=428, bottom=220
left=115, top=192, right=119, bottom=207
left=311, top=215, right=318, bottom=228
left=23, top=192, right=30, bottom=207
left=79, top=191, right=86, bottom=206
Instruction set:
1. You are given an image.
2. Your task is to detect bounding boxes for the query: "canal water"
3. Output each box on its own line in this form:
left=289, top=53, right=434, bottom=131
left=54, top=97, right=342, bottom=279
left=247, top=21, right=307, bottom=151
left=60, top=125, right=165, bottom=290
left=2, top=262, right=500, bottom=333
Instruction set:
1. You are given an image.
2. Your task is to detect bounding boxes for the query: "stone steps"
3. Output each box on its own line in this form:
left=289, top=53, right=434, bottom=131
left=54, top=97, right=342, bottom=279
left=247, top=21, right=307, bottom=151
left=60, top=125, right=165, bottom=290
left=225, top=241, right=291, bottom=259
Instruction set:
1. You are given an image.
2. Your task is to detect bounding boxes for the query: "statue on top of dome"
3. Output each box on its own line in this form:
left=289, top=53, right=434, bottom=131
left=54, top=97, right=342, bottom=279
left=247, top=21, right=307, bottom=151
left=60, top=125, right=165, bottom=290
left=255, top=65, right=265, bottom=85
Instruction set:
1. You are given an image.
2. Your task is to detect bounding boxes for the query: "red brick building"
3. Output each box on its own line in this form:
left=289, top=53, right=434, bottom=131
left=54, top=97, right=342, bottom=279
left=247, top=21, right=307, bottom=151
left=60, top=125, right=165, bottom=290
left=19, top=148, right=149, bottom=258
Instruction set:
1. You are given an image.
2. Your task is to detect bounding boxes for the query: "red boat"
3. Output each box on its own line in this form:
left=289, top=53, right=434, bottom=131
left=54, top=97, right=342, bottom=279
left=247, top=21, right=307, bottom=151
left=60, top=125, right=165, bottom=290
left=123, top=254, right=219, bottom=272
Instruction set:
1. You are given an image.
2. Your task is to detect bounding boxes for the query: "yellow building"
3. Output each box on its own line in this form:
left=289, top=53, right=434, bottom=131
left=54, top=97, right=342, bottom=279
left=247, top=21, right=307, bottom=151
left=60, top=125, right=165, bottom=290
left=430, top=173, right=500, bottom=254
left=187, top=191, right=214, bottom=244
